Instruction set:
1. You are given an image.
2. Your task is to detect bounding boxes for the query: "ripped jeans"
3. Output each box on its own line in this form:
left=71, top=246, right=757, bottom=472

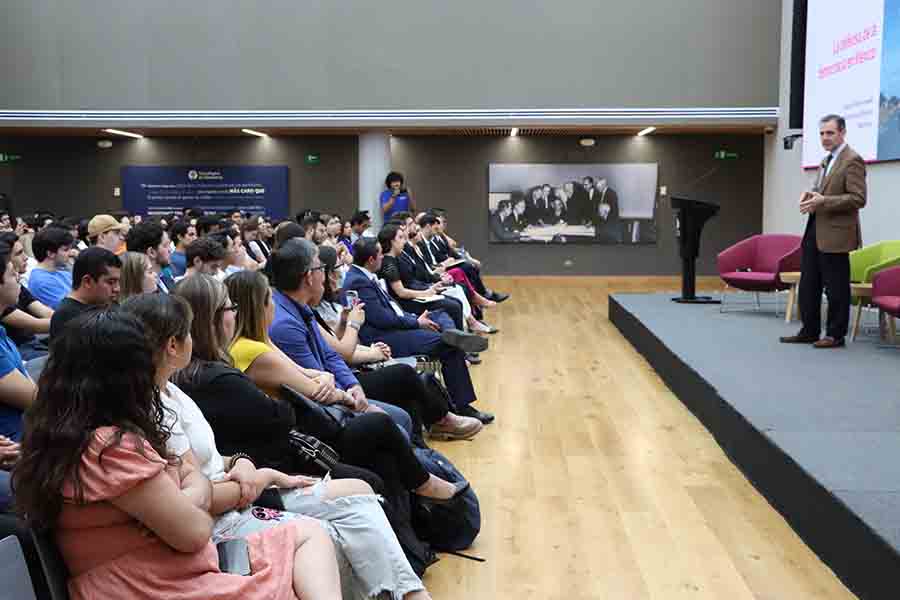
left=212, top=480, right=423, bottom=600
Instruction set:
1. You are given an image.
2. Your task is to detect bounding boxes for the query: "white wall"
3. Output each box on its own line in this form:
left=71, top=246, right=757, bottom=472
left=764, top=0, right=900, bottom=245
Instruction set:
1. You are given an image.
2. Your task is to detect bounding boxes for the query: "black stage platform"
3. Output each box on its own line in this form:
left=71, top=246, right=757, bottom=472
left=610, top=293, right=900, bottom=600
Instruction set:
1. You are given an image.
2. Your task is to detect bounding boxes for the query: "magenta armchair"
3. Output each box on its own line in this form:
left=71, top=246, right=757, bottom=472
left=717, top=234, right=803, bottom=312
left=872, top=266, right=900, bottom=341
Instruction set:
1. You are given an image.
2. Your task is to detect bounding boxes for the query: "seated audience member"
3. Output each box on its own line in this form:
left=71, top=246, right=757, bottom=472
left=0, top=233, right=53, bottom=360
left=417, top=213, right=508, bottom=303
left=27, top=226, right=75, bottom=309
left=169, top=219, right=198, bottom=277
left=490, top=199, right=522, bottom=241
left=302, top=215, right=327, bottom=245
left=433, top=212, right=510, bottom=302
left=13, top=310, right=342, bottom=599
left=339, top=221, right=354, bottom=255
left=49, top=248, right=121, bottom=339
left=311, top=250, right=483, bottom=440
left=343, top=239, right=495, bottom=423
left=381, top=171, right=417, bottom=221
left=273, top=221, right=307, bottom=251
left=122, top=292, right=431, bottom=600
left=402, top=216, right=496, bottom=315
left=118, top=251, right=159, bottom=303
left=126, top=221, right=175, bottom=293
left=175, top=272, right=467, bottom=506
left=259, top=217, right=275, bottom=250
left=196, top=214, right=224, bottom=237
left=86, top=214, right=128, bottom=254
left=181, top=237, right=227, bottom=280
left=379, top=223, right=497, bottom=335
left=349, top=211, right=372, bottom=244
left=0, top=244, right=37, bottom=446
left=242, top=217, right=269, bottom=266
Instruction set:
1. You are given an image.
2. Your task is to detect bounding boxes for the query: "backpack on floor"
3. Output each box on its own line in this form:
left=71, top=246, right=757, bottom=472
left=411, top=447, right=481, bottom=552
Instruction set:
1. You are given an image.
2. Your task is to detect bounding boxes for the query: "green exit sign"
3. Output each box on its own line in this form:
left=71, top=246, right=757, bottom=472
left=305, top=153, right=321, bottom=165
left=714, top=150, right=739, bottom=160
left=0, top=153, right=22, bottom=163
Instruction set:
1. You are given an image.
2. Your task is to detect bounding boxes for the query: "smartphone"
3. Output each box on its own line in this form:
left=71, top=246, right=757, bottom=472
left=344, top=290, right=359, bottom=308
left=216, top=538, right=252, bottom=576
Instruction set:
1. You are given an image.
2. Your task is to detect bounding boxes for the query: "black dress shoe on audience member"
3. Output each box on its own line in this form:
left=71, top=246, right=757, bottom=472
left=441, top=329, right=489, bottom=354
left=779, top=332, right=819, bottom=344
left=459, top=404, right=496, bottom=424
left=490, top=292, right=510, bottom=303
left=813, top=336, right=845, bottom=348
left=466, top=353, right=482, bottom=365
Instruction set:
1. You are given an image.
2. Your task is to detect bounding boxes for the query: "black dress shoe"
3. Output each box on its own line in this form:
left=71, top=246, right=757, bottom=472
left=779, top=332, right=819, bottom=344
left=459, top=404, right=495, bottom=424
left=414, top=481, right=471, bottom=506
left=441, top=328, right=489, bottom=354
left=490, top=292, right=510, bottom=303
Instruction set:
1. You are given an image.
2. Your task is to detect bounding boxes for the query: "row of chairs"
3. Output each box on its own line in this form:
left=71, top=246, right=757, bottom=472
left=717, top=235, right=900, bottom=340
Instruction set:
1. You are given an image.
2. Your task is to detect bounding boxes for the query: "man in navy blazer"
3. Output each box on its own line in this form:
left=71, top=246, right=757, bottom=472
left=344, top=238, right=495, bottom=424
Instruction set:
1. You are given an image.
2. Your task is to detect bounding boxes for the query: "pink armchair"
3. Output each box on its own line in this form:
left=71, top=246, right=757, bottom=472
left=717, top=234, right=803, bottom=311
left=872, top=266, right=900, bottom=342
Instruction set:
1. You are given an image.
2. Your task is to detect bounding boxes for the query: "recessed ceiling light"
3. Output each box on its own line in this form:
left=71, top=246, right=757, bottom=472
left=102, top=128, right=143, bottom=139
left=637, top=126, right=657, bottom=137
left=241, top=128, right=269, bottom=138
left=579, top=138, right=596, bottom=147
left=509, top=127, right=519, bottom=137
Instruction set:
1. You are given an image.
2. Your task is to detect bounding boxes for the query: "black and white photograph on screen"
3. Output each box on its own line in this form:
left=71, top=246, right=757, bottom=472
left=488, top=163, right=659, bottom=244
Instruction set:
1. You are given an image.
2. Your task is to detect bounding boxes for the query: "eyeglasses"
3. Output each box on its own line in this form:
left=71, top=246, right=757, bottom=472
left=218, top=303, right=239, bottom=313
left=309, top=265, right=326, bottom=273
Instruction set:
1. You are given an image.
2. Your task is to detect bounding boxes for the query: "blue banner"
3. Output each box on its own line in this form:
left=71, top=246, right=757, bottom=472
left=122, top=166, right=289, bottom=218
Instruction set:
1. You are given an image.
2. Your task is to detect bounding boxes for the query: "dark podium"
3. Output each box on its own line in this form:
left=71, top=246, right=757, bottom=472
left=671, top=196, right=720, bottom=304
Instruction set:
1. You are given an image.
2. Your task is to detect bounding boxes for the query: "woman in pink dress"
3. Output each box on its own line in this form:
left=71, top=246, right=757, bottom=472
left=12, top=309, right=342, bottom=600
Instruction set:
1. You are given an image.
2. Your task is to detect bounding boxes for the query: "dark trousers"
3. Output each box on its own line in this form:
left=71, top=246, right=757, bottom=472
left=398, top=295, right=464, bottom=330
left=361, top=310, right=477, bottom=410
left=799, top=220, right=851, bottom=339
left=357, top=364, right=449, bottom=431
left=456, top=262, right=488, bottom=296
left=333, top=412, right=430, bottom=491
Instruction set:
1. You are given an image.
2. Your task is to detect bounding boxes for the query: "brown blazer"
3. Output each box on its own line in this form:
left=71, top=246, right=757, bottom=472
left=813, top=145, right=867, bottom=253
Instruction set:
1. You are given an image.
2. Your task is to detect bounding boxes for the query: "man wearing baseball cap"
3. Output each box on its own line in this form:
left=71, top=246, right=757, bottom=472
left=87, top=214, right=128, bottom=254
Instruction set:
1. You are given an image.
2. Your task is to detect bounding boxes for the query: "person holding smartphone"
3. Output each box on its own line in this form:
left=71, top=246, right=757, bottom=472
left=380, top=172, right=416, bottom=221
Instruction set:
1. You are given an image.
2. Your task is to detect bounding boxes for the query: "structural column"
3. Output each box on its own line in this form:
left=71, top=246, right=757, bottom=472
left=358, top=132, right=391, bottom=233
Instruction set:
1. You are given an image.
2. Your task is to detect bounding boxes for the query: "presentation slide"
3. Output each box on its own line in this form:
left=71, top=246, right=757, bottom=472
left=802, top=1, right=900, bottom=166
left=803, top=0, right=885, bottom=167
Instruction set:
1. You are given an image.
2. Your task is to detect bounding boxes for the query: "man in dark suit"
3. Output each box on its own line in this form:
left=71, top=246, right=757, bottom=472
left=504, top=198, right=528, bottom=232
left=344, top=238, right=495, bottom=423
left=490, top=200, right=521, bottom=242
left=781, top=113, right=867, bottom=348
left=591, top=178, right=622, bottom=243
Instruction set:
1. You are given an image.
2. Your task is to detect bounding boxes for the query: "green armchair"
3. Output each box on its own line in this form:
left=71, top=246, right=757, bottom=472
left=850, top=241, right=900, bottom=284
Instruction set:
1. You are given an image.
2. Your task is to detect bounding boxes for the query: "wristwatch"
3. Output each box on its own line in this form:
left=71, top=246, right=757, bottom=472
left=348, top=320, right=362, bottom=331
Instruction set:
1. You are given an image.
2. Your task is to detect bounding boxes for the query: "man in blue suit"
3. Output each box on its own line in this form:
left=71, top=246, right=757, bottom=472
left=344, top=238, right=495, bottom=424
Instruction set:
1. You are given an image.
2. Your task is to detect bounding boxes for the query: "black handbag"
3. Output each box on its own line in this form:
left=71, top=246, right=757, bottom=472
left=287, top=429, right=340, bottom=473
left=279, top=383, right=346, bottom=441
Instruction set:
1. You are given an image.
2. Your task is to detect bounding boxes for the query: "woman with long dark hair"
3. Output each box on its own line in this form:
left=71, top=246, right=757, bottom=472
left=12, top=309, right=340, bottom=600
left=121, top=293, right=432, bottom=600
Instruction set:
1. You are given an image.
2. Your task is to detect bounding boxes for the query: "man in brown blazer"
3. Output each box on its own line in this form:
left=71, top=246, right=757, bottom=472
left=781, top=114, right=867, bottom=348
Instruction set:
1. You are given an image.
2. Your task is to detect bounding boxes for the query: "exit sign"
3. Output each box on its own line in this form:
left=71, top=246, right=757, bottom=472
left=0, top=153, right=22, bottom=163
left=305, top=153, right=321, bottom=165
left=714, top=150, right=739, bottom=160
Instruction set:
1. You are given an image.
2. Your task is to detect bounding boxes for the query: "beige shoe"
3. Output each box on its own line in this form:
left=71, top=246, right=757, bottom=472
left=427, top=413, right=483, bottom=440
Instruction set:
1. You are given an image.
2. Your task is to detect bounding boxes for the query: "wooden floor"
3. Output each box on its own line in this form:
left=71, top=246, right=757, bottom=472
left=425, top=277, right=857, bottom=600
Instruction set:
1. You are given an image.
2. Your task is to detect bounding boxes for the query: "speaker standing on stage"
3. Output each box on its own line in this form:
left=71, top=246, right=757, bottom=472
left=780, top=114, right=866, bottom=349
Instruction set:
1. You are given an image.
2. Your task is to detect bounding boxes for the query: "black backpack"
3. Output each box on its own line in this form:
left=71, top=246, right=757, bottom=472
left=411, top=446, right=482, bottom=552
